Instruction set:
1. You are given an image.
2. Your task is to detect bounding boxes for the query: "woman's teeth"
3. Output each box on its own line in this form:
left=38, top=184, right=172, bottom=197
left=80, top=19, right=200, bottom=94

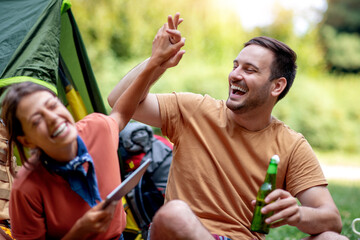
left=52, top=123, right=67, bottom=138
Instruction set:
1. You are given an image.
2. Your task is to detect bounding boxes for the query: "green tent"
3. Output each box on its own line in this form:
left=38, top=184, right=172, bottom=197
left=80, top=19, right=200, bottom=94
left=0, top=0, right=106, bottom=117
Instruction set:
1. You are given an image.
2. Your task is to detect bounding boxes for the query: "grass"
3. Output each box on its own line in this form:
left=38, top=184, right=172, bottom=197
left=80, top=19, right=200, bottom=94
left=267, top=180, right=360, bottom=239
left=316, top=150, right=360, bottom=167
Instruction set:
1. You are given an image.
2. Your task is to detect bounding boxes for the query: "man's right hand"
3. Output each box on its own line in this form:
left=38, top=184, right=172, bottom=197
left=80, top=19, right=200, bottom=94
left=150, top=20, right=185, bottom=70
left=168, top=12, right=183, bottom=44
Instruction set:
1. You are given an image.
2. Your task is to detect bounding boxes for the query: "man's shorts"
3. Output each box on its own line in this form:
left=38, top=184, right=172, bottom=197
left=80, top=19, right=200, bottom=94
left=212, top=234, right=232, bottom=240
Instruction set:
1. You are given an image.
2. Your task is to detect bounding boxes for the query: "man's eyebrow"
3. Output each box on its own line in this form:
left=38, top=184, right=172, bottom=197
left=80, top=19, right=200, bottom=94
left=233, top=60, right=260, bottom=71
left=243, top=62, right=259, bottom=71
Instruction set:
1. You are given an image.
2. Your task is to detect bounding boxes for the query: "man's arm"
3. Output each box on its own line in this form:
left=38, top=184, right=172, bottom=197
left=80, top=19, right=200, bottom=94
left=261, top=186, right=342, bottom=235
left=108, top=20, right=185, bottom=130
left=107, top=58, right=166, bottom=128
left=107, top=57, right=164, bottom=108
left=107, top=13, right=184, bottom=128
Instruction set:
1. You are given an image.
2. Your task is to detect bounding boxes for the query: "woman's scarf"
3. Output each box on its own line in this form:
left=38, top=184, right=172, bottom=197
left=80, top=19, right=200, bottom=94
left=42, top=136, right=102, bottom=207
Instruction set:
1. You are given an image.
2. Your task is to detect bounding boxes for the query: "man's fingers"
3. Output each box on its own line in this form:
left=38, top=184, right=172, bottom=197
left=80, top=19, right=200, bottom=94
left=270, top=219, right=287, bottom=228
left=266, top=203, right=298, bottom=223
left=168, top=12, right=182, bottom=29
left=263, top=196, right=297, bottom=213
left=171, top=50, right=186, bottom=64
left=168, top=15, right=175, bottom=30
left=167, top=29, right=182, bottom=44
left=265, top=189, right=292, bottom=203
left=173, top=13, right=180, bottom=28
left=167, top=13, right=183, bottom=44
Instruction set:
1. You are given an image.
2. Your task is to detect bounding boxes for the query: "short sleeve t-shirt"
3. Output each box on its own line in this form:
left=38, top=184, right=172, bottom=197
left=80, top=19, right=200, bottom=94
left=157, top=92, right=326, bottom=240
left=10, top=113, right=126, bottom=239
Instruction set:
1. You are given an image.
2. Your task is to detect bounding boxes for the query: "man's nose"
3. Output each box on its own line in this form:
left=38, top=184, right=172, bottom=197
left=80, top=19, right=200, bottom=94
left=230, top=67, right=243, bottom=81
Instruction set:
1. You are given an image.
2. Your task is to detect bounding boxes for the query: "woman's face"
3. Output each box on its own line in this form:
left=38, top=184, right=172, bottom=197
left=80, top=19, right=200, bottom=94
left=16, top=91, right=78, bottom=160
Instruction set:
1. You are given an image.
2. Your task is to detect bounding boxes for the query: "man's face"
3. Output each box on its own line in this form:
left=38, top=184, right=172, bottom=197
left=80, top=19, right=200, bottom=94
left=226, top=44, right=274, bottom=114
left=16, top=91, right=77, bottom=160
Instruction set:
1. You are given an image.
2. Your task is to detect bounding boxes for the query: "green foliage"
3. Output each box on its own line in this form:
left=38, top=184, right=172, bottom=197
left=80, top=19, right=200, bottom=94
left=320, top=26, right=360, bottom=72
left=253, top=6, right=295, bottom=43
left=329, top=180, right=360, bottom=239
left=70, top=0, right=359, bottom=155
left=319, top=0, right=360, bottom=72
left=323, top=0, right=360, bottom=33
left=274, top=74, right=360, bottom=153
left=71, top=0, right=250, bottom=64
left=70, top=0, right=335, bottom=76
left=98, top=55, right=360, bottom=155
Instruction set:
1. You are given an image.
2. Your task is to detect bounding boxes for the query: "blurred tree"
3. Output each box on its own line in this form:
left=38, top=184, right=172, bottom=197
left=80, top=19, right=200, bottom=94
left=70, top=0, right=250, bottom=71
left=254, top=4, right=295, bottom=43
left=324, top=0, right=360, bottom=33
left=319, top=0, right=360, bottom=73
left=252, top=5, right=327, bottom=75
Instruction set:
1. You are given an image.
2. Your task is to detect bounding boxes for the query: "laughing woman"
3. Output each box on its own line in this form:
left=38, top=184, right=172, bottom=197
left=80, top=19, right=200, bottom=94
left=1, top=18, right=185, bottom=240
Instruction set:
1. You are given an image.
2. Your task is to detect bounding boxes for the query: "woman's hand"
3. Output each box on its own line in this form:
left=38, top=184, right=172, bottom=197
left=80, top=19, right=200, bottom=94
left=62, top=201, right=118, bottom=240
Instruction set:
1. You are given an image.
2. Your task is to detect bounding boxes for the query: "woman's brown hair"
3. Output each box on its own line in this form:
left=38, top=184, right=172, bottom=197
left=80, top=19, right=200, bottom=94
left=1, top=82, right=56, bottom=175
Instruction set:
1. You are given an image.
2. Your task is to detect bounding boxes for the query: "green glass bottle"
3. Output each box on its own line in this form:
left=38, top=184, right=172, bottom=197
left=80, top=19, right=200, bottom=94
left=250, top=155, right=280, bottom=234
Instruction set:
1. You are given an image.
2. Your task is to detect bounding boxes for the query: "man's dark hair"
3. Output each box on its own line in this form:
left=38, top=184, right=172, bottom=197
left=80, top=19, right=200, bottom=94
left=244, top=36, right=297, bottom=102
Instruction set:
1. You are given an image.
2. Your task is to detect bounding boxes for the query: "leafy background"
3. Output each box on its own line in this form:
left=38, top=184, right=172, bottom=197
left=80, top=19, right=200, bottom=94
left=70, top=0, right=360, bottom=238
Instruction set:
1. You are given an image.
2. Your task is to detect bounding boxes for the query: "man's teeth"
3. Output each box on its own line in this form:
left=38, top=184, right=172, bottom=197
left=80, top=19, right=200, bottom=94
left=231, top=85, right=247, bottom=93
left=52, top=123, right=67, bottom=137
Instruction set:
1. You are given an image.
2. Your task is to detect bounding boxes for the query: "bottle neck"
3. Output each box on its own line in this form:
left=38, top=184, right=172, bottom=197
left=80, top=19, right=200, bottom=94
left=267, top=163, right=278, bottom=175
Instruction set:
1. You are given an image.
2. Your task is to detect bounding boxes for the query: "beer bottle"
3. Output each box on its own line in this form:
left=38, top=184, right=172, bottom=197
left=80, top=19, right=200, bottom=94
left=250, top=155, right=280, bottom=234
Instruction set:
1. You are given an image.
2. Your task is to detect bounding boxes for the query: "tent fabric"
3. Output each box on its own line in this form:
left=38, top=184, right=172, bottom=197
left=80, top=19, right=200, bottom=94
left=0, top=76, right=57, bottom=94
left=0, top=0, right=60, bottom=86
left=0, top=0, right=106, bottom=115
left=59, top=9, right=106, bottom=114
left=0, top=0, right=52, bottom=75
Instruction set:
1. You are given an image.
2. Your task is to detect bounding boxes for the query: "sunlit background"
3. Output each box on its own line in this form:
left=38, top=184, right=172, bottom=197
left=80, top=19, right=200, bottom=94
left=215, top=0, right=327, bottom=33
left=70, top=0, right=360, bottom=160
left=70, top=1, right=360, bottom=236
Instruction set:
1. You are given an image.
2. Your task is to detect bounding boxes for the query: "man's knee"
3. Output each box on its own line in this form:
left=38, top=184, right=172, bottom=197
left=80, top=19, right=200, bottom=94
left=302, top=231, right=349, bottom=240
left=152, top=200, right=192, bottom=226
left=151, top=200, right=207, bottom=239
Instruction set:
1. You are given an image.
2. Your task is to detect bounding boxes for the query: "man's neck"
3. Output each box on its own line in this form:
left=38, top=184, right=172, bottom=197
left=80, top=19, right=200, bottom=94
left=230, top=110, right=274, bottom=131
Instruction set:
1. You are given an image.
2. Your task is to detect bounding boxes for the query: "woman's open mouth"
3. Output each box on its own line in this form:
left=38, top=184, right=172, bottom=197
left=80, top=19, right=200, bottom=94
left=52, top=123, right=67, bottom=138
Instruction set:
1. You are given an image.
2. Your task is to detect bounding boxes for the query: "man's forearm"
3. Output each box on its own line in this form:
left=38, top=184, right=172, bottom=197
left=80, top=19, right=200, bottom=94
left=296, top=205, right=342, bottom=235
left=107, top=58, right=166, bottom=107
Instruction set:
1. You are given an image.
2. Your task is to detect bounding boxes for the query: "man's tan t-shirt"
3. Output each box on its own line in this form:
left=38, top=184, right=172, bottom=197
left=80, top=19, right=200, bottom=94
left=157, top=92, right=327, bottom=240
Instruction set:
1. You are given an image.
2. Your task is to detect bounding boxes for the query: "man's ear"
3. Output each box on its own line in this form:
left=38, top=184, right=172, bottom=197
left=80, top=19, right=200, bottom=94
left=271, top=77, right=287, bottom=98
left=17, top=135, right=36, bottom=148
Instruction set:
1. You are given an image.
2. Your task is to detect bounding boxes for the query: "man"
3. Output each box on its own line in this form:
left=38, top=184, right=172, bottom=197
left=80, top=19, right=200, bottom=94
left=108, top=13, right=346, bottom=240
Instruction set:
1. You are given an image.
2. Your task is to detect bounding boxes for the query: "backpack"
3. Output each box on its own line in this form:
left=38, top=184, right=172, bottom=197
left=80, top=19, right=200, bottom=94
left=119, top=122, right=173, bottom=238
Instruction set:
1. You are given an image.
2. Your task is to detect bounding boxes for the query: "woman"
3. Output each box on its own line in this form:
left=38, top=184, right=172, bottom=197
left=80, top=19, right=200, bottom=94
left=1, top=19, right=185, bottom=239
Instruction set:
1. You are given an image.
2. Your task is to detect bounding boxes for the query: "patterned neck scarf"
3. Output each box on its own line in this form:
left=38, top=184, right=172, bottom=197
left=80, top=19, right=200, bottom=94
left=42, top=136, right=102, bottom=207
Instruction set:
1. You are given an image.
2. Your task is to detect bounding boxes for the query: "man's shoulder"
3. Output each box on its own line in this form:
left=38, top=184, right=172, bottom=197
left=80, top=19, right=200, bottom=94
left=157, top=92, right=225, bottom=116
left=270, top=117, right=305, bottom=141
left=157, top=92, right=222, bottom=103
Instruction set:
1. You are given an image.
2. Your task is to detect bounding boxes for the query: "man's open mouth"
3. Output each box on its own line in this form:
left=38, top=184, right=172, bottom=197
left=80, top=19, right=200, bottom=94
left=231, top=85, right=247, bottom=95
